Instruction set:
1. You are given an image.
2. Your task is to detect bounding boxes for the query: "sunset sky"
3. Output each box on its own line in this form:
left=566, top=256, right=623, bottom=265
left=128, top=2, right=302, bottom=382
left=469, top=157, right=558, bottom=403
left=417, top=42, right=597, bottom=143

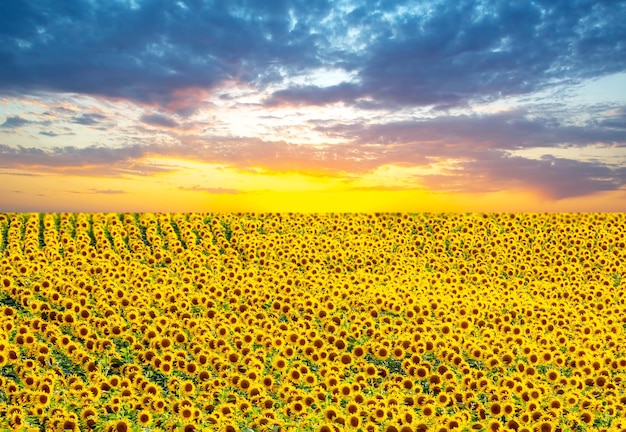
left=1, top=0, right=626, bottom=212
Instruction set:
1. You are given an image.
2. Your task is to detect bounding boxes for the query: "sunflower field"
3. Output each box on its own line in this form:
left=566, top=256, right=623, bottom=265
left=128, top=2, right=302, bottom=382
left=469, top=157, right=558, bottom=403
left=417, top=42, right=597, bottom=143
left=0, top=212, right=625, bottom=432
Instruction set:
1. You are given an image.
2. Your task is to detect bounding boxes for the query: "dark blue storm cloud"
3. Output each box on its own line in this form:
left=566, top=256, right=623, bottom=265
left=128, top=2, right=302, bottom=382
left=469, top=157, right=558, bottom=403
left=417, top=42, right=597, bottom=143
left=269, top=0, right=626, bottom=108
left=2, top=0, right=625, bottom=112
left=0, top=0, right=331, bottom=112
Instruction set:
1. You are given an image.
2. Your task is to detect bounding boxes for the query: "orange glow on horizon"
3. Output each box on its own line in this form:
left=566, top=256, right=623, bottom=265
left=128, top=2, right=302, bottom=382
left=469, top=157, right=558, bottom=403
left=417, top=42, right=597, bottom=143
left=2, top=156, right=626, bottom=213
left=2, top=162, right=626, bottom=213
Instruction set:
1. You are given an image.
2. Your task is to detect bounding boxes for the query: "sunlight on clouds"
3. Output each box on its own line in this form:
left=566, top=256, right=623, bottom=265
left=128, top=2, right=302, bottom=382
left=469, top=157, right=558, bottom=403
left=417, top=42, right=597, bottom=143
left=505, top=144, right=626, bottom=167
left=287, top=68, right=359, bottom=88
left=471, top=102, right=520, bottom=116
left=205, top=83, right=361, bottom=145
left=141, top=157, right=346, bottom=192
left=470, top=73, right=626, bottom=122
left=347, top=162, right=461, bottom=190
left=0, top=92, right=149, bottom=150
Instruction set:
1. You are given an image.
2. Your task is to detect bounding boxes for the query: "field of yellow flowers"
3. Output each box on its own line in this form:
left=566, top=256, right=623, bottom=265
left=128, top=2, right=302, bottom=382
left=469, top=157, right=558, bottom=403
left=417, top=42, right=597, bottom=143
left=0, top=212, right=625, bottom=432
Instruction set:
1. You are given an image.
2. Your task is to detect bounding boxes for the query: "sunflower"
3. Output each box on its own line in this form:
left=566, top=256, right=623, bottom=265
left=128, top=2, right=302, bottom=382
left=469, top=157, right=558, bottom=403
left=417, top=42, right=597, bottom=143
left=106, top=375, right=120, bottom=388
left=180, top=406, right=194, bottom=420
left=324, top=406, right=339, bottom=422
left=340, top=353, right=353, bottom=365
left=375, top=346, right=389, bottom=360
left=272, top=357, right=287, bottom=371
left=151, top=397, right=167, bottom=413
left=579, top=410, right=593, bottom=424
left=506, top=419, right=520, bottom=431
left=392, top=347, right=405, bottom=360
left=487, top=419, right=501, bottom=431
left=290, top=400, right=306, bottom=416
left=107, top=419, right=130, bottom=432
left=502, top=402, right=515, bottom=416
left=488, top=401, right=503, bottom=416
left=160, top=361, right=173, bottom=374
left=261, top=375, right=274, bottom=389
left=33, top=392, right=50, bottom=408
left=288, top=368, right=301, bottom=382
left=436, top=393, right=449, bottom=406
left=421, top=405, right=434, bottom=417
left=304, top=373, right=318, bottom=386
left=415, top=366, right=429, bottom=379
left=137, top=410, right=152, bottom=426
left=61, top=419, right=78, bottom=431
left=180, top=380, right=196, bottom=396
left=537, top=420, right=557, bottom=432
left=348, top=415, right=361, bottom=428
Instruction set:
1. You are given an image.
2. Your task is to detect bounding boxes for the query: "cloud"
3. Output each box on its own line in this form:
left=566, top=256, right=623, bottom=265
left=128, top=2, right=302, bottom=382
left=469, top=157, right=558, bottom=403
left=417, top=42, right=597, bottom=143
left=39, top=130, right=59, bottom=137
left=88, top=188, right=126, bottom=194
left=180, top=185, right=240, bottom=194
left=2, top=103, right=625, bottom=199
left=317, top=109, right=626, bottom=159
left=0, top=143, right=154, bottom=173
left=311, top=109, right=626, bottom=198
left=38, top=129, right=76, bottom=137
left=1, top=116, right=31, bottom=128
left=267, top=0, right=626, bottom=109
left=4, top=0, right=622, bottom=114
left=71, top=113, right=107, bottom=126
left=423, top=152, right=626, bottom=200
left=140, top=113, right=180, bottom=128
left=0, top=0, right=333, bottom=113
left=266, top=82, right=361, bottom=107
left=599, top=107, right=626, bottom=130
left=0, top=170, right=41, bottom=177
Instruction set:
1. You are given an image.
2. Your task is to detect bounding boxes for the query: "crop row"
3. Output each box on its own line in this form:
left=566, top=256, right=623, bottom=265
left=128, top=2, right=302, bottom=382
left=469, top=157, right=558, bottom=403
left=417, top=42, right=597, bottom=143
left=0, top=213, right=625, bottom=431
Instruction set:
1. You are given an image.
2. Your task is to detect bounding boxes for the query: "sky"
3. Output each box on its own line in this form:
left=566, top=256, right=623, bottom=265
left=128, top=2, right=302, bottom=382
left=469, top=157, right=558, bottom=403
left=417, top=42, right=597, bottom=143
left=1, top=0, right=626, bottom=212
